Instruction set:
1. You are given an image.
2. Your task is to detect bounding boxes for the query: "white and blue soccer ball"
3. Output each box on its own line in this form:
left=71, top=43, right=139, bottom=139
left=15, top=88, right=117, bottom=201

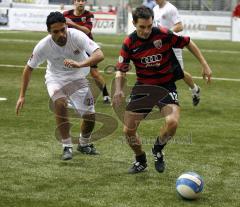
left=176, top=172, right=204, bottom=200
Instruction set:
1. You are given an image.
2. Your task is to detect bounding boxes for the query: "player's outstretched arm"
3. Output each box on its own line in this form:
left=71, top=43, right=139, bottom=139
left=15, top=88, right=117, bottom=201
left=64, top=48, right=104, bottom=68
left=65, top=18, right=91, bottom=35
left=186, top=40, right=212, bottom=83
left=172, top=22, right=183, bottom=33
left=16, top=65, right=33, bottom=115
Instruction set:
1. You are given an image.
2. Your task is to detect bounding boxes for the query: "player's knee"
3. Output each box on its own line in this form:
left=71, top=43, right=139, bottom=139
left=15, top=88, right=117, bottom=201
left=54, top=98, right=67, bottom=110
left=123, top=126, right=136, bottom=137
left=166, top=118, right=179, bottom=132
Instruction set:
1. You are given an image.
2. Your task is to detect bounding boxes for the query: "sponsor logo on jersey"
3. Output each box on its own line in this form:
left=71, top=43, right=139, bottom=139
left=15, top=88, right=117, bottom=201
left=141, top=54, right=162, bottom=68
left=141, top=54, right=162, bottom=64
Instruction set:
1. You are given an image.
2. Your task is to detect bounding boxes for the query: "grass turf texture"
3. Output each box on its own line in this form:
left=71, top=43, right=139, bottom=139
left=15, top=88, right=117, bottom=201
left=0, top=31, right=240, bottom=207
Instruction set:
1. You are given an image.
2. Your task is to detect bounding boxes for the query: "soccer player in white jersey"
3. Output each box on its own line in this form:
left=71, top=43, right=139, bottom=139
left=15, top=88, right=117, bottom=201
left=153, top=0, right=201, bottom=106
left=15, top=12, right=104, bottom=160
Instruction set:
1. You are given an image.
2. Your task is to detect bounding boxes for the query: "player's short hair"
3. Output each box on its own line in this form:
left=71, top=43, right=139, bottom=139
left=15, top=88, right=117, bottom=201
left=46, top=12, right=66, bottom=32
left=74, top=0, right=87, bottom=2
left=132, top=5, right=154, bottom=23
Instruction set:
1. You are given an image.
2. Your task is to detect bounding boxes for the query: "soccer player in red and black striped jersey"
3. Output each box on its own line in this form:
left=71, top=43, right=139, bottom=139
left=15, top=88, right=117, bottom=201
left=64, top=0, right=111, bottom=103
left=113, top=6, right=212, bottom=174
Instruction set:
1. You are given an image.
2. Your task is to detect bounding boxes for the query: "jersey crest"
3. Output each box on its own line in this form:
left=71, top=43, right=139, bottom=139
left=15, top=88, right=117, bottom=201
left=74, top=49, right=80, bottom=55
left=153, top=39, right=162, bottom=49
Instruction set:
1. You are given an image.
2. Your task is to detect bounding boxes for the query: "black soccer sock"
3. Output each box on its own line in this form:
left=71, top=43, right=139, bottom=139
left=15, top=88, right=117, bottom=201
left=153, top=137, right=166, bottom=152
left=136, top=152, right=147, bottom=163
left=102, top=85, right=109, bottom=96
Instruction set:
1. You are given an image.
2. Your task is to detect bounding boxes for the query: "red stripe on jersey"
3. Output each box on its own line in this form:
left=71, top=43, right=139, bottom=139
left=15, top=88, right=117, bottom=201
left=137, top=73, right=173, bottom=85
left=135, top=63, right=171, bottom=75
left=123, top=36, right=132, bottom=48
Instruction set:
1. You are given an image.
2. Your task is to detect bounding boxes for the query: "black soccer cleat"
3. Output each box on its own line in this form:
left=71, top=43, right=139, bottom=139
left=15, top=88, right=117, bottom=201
left=192, top=86, right=201, bottom=106
left=152, top=148, right=165, bottom=173
left=103, top=96, right=111, bottom=104
left=62, top=147, right=73, bottom=160
left=77, top=143, right=99, bottom=155
left=128, top=161, right=147, bottom=174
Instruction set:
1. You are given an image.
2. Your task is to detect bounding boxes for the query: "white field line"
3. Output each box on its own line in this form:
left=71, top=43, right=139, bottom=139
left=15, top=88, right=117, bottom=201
left=0, top=64, right=240, bottom=82
left=0, top=38, right=37, bottom=43
left=0, top=38, right=240, bottom=54
left=0, top=31, right=24, bottom=34
left=0, top=97, right=7, bottom=101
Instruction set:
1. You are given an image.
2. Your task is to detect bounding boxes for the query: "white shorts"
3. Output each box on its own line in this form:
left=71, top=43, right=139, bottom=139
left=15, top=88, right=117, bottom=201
left=173, top=48, right=184, bottom=69
left=46, top=79, right=95, bottom=116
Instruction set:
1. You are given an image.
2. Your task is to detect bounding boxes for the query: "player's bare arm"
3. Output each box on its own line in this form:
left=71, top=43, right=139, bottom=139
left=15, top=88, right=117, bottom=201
left=112, top=71, right=126, bottom=107
left=16, top=65, right=33, bottom=115
left=172, top=22, right=183, bottom=33
left=64, top=48, right=104, bottom=68
left=65, top=17, right=91, bottom=34
left=186, top=40, right=212, bottom=83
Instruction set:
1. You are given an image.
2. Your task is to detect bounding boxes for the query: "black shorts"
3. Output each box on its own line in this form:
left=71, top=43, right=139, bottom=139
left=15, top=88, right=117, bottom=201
left=126, top=82, right=179, bottom=114
left=91, top=65, right=98, bottom=69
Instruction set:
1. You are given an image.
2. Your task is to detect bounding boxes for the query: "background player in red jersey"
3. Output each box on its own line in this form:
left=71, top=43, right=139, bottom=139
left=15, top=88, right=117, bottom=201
left=64, top=0, right=111, bottom=104
left=232, top=0, right=240, bottom=18
left=113, top=6, right=212, bottom=174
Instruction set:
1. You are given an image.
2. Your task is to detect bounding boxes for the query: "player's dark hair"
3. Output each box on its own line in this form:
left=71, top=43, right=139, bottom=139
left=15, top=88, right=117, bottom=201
left=132, top=5, right=154, bottom=23
left=46, top=12, right=66, bottom=32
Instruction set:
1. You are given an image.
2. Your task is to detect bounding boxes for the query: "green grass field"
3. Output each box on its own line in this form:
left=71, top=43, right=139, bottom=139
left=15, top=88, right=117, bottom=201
left=0, top=31, right=240, bottom=207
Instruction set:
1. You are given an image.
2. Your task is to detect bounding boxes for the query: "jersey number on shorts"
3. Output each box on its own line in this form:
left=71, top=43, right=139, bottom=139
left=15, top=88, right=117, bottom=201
left=86, top=97, right=94, bottom=106
left=169, top=92, right=178, bottom=101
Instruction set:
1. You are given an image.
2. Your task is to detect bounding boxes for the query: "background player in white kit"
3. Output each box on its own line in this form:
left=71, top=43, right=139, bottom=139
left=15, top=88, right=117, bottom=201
left=15, top=12, right=104, bottom=160
left=153, top=0, right=201, bottom=106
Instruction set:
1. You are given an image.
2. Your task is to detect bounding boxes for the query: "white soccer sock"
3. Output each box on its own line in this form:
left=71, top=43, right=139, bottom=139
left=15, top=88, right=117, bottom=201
left=191, top=84, right=199, bottom=93
left=62, top=137, right=73, bottom=148
left=79, top=134, right=91, bottom=147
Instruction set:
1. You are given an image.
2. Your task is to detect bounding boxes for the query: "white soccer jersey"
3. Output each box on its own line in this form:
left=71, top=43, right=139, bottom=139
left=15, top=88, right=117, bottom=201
left=27, top=28, right=99, bottom=84
left=153, top=2, right=184, bottom=68
left=153, top=1, right=182, bottom=29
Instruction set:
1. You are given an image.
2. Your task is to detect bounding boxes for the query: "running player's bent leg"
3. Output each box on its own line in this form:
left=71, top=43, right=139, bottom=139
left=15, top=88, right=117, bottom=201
left=152, top=104, right=180, bottom=172
left=54, top=97, right=73, bottom=160
left=159, top=104, right=180, bottom=144
left=123, top=111, right=147, bottom=173
left=123, top=111, right=145, bottom=155
left=90, top=67, right=110, bottom=103
left=183, top=71, right=201, bottom=106
left=70, top=87, right=99, bottom=155
left=81, top=113, right=95, bottom=139
left=183, top=71, right=195, bottom=89
left=78, top=113, right=99, bottom=155
left=54, top=97, right=70, bottom=140
left=90, top=68, right=106, bottom=90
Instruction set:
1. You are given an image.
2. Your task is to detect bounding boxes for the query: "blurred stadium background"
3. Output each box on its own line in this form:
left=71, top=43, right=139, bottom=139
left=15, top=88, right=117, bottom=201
left=1, top=0, right=240, bottom=38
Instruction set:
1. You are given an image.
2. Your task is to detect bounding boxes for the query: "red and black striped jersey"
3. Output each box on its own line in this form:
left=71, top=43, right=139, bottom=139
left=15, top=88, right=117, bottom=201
left=63, top=10, right=94, bottom=40
left=116, top=27, right=190, bottom=85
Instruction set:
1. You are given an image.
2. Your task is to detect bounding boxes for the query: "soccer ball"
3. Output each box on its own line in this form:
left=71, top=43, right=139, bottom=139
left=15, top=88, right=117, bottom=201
left=176, top=172, right=204, bottom=200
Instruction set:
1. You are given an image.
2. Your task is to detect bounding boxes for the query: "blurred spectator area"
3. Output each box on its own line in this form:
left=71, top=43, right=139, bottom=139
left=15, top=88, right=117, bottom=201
left=2, top=0, right=238, bottom=11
